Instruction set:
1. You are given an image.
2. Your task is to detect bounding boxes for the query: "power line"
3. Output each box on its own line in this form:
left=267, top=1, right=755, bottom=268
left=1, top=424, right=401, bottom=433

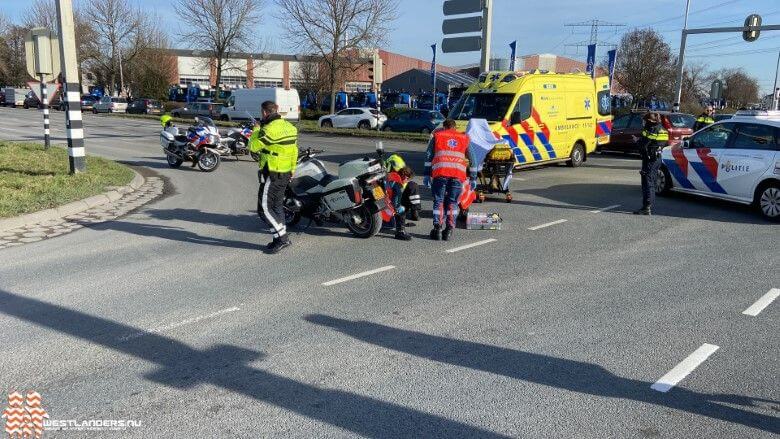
left=563, top=19, right=624, bottom=51
left=687, top=46, right=780, bottom=58
left=637, top=0, right=742, bottom=28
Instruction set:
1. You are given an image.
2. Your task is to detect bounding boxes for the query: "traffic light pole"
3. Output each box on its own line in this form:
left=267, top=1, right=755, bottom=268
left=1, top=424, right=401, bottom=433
left=55, top=0, right=85, bottom=174
left=773, top=51, right=779, bottom=111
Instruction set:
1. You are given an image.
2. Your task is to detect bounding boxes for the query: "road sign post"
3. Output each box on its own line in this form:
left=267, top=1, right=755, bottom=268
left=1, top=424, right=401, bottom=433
left=55, top=0, right=85, bottom=174
left=25, top=28, right=60, bottom=150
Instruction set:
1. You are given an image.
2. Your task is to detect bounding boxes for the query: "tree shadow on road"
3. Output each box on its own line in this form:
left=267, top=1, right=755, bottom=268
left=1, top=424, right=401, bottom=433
left=88, top=220, right=262, bottom=250
left=305, top=314, right=780, bottom=435
left=0, top=289, right=508, bottom=438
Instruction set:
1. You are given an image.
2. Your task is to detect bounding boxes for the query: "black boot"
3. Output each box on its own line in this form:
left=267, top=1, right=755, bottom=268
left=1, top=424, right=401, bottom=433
left=395, top=230, right=412, bottom=241
left=633, top=207, right=651, bottom=215
left=442, top=226, right=453, bottom=241
left=408, top=208, right=420, bottom=221
left=429, top=225, right=442, bottom=241
left=267, top=237, right=292, bottom=254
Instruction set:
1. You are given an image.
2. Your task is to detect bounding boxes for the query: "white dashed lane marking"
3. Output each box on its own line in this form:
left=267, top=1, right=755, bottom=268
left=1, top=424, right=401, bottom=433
left=446, top=239, right=497, bottom=254
left=742, top=288, right=780, bottom=316
left=322, top=266, right=396, bottom=286
left=590, top=204, right=621, bottom=214
left=528, top=219, right=567, bottom=231
left=651, top=344, right=719, bottom=393
left=118, top=307, right=241, bottom=342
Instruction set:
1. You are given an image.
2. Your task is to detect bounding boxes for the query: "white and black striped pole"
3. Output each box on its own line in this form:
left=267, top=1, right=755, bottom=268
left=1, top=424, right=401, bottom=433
left=55, top=0, right=85, bottom=173
left=39, top=76, right=50, bottom=149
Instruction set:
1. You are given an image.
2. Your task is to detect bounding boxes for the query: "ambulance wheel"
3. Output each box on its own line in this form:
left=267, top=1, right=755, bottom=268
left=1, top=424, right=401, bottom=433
left=656, top=166, right=672, bottom=196
left=567, top=143, right=585, bottom=167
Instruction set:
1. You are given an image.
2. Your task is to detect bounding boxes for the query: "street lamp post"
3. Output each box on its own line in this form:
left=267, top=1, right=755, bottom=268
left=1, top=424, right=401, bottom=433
left=773, top=50, right=780, bottom=110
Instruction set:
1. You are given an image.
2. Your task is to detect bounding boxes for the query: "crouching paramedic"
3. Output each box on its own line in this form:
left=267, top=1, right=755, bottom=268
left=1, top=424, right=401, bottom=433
left=385, top=154, right=421, bottom=221
left=249, top=101, right=299, bottom=254
left=423, top=119, right=476, bottom=241
left=386, top=165, right=414, bottom=241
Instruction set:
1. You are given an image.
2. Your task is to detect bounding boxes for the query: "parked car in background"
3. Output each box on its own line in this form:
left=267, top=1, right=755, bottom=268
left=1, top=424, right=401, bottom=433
left=171, top=102, right=224, bottom=119
left=381, top=109, right=444, bottom=134
left=3, top=88, right=28, bottom=107
left=79, top=95, right=98, bottom=111
left=127, top=98, right=163, bottom=115
left=603, top=111, right=695, bottom=154
left=318, top=107, right=387, bottom=130
left=92, top=96, right=128, bottom=113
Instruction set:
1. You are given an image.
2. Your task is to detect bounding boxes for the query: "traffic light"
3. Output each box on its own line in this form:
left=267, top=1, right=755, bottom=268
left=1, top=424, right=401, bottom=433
left=369, top=50, right=383, bottom=90
left=743, top=14, right=761, bottom=42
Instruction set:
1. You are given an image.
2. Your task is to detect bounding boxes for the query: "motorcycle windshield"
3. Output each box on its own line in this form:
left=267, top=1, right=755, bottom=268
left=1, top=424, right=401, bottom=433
left=199, top=117, right=216, bottom=127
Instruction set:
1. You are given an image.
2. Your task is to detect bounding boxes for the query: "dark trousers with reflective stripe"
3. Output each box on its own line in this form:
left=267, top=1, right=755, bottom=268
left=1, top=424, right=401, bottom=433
left=401, top=181, right=421, bottom=216
left=640, top=157, right=661, bottom=209
left=258, top=170, right=291, bottom=241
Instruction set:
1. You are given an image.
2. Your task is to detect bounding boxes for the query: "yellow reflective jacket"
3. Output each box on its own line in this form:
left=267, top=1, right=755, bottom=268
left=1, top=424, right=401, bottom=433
left=249, top=116, right=299, bottom=173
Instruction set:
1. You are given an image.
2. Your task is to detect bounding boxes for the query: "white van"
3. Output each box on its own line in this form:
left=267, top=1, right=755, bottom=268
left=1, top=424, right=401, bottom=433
left=3, top=87, right=29, bottom=107
left=220, top=88, right=300, bottom=122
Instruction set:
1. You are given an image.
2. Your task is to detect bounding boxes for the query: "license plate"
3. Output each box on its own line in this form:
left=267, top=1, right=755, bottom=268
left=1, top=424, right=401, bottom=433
left=372, top=186, right=385, bottom=200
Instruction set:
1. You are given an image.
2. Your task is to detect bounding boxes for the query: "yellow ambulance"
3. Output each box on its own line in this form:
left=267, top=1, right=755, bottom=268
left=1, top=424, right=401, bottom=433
left=450, top=71, right=613, bottom=168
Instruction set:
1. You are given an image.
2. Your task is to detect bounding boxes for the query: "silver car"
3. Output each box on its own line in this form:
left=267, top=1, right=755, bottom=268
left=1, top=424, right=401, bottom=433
left=92, top=96, right=128, bottom=113
left=171, top=102, right=224, bottom=119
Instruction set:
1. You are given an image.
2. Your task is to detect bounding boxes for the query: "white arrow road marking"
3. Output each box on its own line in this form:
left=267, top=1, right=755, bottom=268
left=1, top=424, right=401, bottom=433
left=651, top=344, right=719, bottom=393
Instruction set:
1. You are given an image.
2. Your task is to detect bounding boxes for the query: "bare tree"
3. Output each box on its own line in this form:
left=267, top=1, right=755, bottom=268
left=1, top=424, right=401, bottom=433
left=174, top=0, right=264, bottom=99
left=22, top=0, right=58, bottom=29
left=614, top=29, right=676, bottom=103
left=292, top=58, right=329, bottom=108
left=275, top=0, right=398, bottom=113
left=680, top=62, right=709, bottom=113
left=715, top=68, right=760, bottom=109
left=0, top=25, right=30, bottom=87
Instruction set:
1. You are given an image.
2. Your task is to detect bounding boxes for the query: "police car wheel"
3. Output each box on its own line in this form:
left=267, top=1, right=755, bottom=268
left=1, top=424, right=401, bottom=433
left=757, top=183, right=780, bottom=221
left=567, top=143, right=585, bottom=167
left=656, top=166, right=672, bottom=195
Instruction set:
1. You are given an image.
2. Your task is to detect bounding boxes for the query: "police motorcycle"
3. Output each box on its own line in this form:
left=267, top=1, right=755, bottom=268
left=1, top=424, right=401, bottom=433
left=223, top=112, right=260, bottom=161
left=283, top=142, right=390, bottom=238
left=160, top=116, right=222, bottom=172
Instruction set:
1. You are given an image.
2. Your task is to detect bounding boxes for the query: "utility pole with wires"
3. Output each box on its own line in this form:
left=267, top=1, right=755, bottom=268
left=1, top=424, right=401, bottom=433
left=564, top=19, right=625, bottom=54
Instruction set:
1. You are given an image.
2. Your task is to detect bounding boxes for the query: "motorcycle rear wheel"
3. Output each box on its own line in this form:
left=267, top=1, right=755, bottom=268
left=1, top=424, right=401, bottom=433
left=198, top=151, right=220, bottom=172
left=345, top=205, right=382, bottom=238
left=166, top=153, right=183, bottom=168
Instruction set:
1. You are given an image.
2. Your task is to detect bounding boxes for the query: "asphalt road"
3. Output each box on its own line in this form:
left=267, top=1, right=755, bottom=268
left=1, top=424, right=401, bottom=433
left=0, top=107, right=777, bottom=438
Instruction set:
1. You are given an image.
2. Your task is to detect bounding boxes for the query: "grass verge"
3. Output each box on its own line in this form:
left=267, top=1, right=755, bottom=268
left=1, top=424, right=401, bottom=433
left=0, top=141, right=135, bottom=218
left=109, top=113, right=430, bottom=143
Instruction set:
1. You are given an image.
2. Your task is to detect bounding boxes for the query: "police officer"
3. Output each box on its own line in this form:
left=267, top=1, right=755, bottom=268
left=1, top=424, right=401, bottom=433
left=633, top=112, right=668, bottom=215
left=693, top=106, right=715, bottom=131
left=385, top=154, right=421, bottom=221
left=249, top=101, right=299, bottom=253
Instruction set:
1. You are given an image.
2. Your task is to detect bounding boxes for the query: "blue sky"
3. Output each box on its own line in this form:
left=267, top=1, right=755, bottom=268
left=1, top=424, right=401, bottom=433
left=5, top=0, right=779, bottom=95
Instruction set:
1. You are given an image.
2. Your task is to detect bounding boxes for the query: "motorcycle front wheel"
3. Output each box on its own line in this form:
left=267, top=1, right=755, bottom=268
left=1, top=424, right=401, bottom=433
left=345, top=205, right=382, bottom=238
left=198, top=151, right=220, bottom=172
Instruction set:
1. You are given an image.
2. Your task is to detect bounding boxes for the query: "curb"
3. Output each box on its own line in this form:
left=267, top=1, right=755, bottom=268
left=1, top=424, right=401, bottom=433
left=0, top=170, right=145, bottom=233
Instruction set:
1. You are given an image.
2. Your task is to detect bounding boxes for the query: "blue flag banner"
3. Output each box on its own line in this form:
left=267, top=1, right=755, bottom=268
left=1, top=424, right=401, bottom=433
left=586, top=44, right=596, bottom=78
left=509, top=41, right=517, bottom=71
left=431, top=44, right=437, bottom=85
left=607, top=49, right=617, bottom=86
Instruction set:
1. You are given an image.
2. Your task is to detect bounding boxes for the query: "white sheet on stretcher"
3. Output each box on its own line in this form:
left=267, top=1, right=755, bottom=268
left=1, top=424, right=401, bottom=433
left=466, top=119, right=513, bottom=191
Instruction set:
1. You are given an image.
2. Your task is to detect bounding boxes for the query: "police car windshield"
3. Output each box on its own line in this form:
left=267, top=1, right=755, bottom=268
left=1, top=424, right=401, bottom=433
left=450, top=93, right=514, bottom=122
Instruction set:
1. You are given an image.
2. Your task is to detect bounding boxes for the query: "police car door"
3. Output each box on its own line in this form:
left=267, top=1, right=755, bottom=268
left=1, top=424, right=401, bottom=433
left=716, top=122, right=777, bottom=200
left=681, top=122, right=735, bottom=194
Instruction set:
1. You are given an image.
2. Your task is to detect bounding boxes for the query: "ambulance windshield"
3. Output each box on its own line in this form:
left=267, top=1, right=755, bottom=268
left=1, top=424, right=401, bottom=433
left=450, top=93, right=515, bottom=122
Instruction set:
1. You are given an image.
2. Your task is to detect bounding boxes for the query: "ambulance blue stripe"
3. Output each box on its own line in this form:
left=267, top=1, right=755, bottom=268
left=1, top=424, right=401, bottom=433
left=502, top=135, right=527, bottom=163
left=598, top=122, right=611, bottom=135
left=519, top=133, right=543, bottom=161
left=689, top=162, right=727, bottom=194
left=662, top=159, right=695, bottom=189
left=536, top=132, right=557, bottom=159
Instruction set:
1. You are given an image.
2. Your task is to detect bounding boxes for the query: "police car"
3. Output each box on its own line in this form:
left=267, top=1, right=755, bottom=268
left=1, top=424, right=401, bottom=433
left=656, top=110, right=780, bottom=221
